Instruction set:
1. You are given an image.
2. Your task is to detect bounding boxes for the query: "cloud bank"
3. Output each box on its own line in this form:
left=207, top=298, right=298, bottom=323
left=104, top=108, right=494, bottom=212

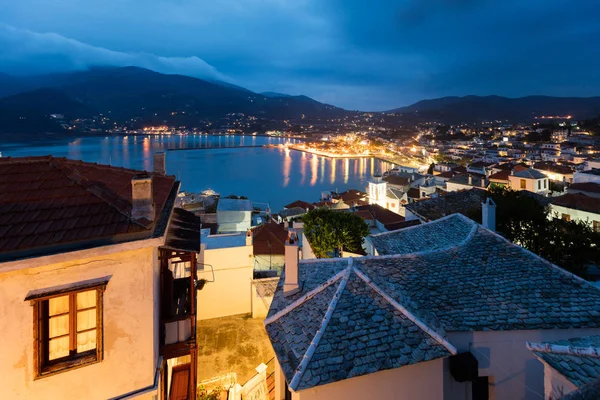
left=0, top=24, right=229, bottom=81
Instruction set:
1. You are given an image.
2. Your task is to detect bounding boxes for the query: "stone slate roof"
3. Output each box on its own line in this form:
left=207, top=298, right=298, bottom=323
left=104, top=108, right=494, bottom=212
left=369, top=214, right=475, bottom=255
left=266, top=214, right=600, bottom=391
left=447, top=173, right=487, bottom=188
left=162, top=208, right=201, bottom=253
left=405, top=188, right=488, bottom=221
left=569, top=182, right=600, bottom=195
left=265, top=262, right=453, bottom=391
left=528, top=336, right=600, bottom=388
left=513, top=168, right=547, bottom=179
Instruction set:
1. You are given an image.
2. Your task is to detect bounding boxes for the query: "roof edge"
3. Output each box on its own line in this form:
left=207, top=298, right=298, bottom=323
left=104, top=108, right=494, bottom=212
left=526, top=341, right=600, bottom=358
left=289, top=267, right=353, bottom=391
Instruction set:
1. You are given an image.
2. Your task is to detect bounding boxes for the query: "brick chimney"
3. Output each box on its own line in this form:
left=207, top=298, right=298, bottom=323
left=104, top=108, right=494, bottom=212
left=482, top=197, right=496, bottom=232
left=284, top=231, right=300, bottom=296
left=131, top=174, right=155, bottom=222
left=153, top=152, right=166, bottom=175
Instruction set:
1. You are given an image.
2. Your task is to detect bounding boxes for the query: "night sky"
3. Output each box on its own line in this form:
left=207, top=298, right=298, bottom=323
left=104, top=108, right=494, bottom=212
left=1, top=0, right=599, bottom=110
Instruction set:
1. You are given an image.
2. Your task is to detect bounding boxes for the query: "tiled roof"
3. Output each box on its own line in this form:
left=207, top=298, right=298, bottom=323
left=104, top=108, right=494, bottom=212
left=528, top=336, right=600, bottom=388
left=279, top=207, right=307, bottom=218
left=265, top=262, right=453, bottom=391
left=370, top=214, right=475, bottom=256
left=335, top=189, right=367, bottom=203
left=405, top=188, right=488, bottom=221
left=383, top=219, right=421, bottom=231
left=0, top=156, right=177, bottom=261
left=356, top=204, right=404, bottom=225
left=552, top=193, right=600, bottom=214
left=267, top=215, right=600, bottom=391
left=383, top=175, right=409, bottom=186
left=513, top=168, right=548, bottom=179
left=534, top=162, right=575, bottom=175
left=387, top=187, right=405, bottom=200
left=447, top=173, right=487, bottom=188
left=436, top=171, right=456, bottom=179
left=253, top=222, right=288, bottom=255
left=569, top=183, right=600, bottom=195
left=284, top=200, right=315, bottom=210
left=469, top=161, right=494, bottom=168
left=163, top=208, right=201, bottom=253
left=488, top=170, right=511, bottom=182
left=407, top=187, right=420, bottom=199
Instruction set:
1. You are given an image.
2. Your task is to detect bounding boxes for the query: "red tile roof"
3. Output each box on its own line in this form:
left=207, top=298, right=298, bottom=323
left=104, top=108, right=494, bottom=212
left=552, top=193, right=600, bottom=214
left=284, top=200, right=315, bottom=210
left=488, top=170, right=511, bottom=182
left=383, top=175, right=410, bottom=186
left=569, top=182, right=600, bottom=195
left=253, top=222, right=288, bottom=255
left=356, top=204, right=404, bottom=226
left=0, top=156, right=177, bottom=260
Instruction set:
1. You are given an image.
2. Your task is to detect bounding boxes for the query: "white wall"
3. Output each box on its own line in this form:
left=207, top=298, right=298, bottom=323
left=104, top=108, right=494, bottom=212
left=197, top=244, right=254, bottom=320
left=550, top=204, right=600, bottom=229
left=300, top=232, right=317, bottom=260
left=217, top=210, right=252, bottom=233
left=508, top=176, right=549, bottom=195
left=0, top=246, right=160, bottom=400
left=251, top=277, right=278, bottom=318
left=574, top=171, right=600, bottom=184
left=448, top=328, right=600, bottom=400
left=541, top=360, right=578, bottom=399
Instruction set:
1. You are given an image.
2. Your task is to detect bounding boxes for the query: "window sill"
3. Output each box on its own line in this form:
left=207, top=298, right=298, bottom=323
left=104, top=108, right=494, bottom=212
left=35, top=353, right=100, bottom=380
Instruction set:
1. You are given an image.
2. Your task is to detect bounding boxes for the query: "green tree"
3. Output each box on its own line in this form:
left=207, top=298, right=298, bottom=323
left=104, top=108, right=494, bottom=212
left=427, top=163, right=435, bottom=175
left=484, top=187, right=600, bottom=277
left=303, top=209, right=370, bottom=258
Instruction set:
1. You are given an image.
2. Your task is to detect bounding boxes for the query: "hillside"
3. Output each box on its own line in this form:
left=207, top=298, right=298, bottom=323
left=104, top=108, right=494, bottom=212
left=0, top=67, right=348, bottom=133
left=389, top=95, right=600, bottom=123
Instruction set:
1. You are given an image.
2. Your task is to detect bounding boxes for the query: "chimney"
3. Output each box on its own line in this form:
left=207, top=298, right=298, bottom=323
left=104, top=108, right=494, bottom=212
left=153, top=152, right=166, bottom=175
left=131, top=174, right=155, bottom=222
left=482, top=198, right=496, bottom=232
left=468, top=175, right=473, bottom=185
left=284, top=231, right=300, bottom=296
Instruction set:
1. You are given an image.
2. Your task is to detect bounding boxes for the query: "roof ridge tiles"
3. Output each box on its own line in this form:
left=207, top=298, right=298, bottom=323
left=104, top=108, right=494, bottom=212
left=289, top=267, right=352, bottom=391
left=526, top=342, right=600, bottom=357
left=264, top=268, right=348, bottom=325
left=353, top=268, right=457, bottom=356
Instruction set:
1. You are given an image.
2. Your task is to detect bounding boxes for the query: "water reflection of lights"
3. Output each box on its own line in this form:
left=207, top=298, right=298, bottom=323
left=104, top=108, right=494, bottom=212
left=143, top=137, right=151, bottom=171
left=320, top=156, right=325, bottom=182
left=344, top=158, right=349, bottom=184
left=300, top=153, right=307, bottom=185
left=330, top=158, right=336, bottom=184
left=283, top=149, right=291, bottom=188
left=310, top=155, right=319, bottom=186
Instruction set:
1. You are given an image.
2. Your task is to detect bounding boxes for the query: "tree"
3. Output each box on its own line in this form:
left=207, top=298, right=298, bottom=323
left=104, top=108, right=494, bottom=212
left=427, top=163, right=435, bottom=175
left=484, top=186, right=600, bottom=277
left=302, top=209, right=370, bottom=258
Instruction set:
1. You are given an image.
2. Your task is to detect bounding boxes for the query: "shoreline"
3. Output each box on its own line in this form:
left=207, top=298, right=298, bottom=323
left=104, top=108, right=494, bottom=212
left=287, top=145, right=422, bottom=169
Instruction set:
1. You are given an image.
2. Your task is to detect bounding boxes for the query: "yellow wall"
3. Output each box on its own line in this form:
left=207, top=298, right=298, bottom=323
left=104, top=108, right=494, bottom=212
left=293, top=358, right=445, bottom=400
left=0, top=246, right=159, bottom=400
left=197, top=245, right=254, bottom=320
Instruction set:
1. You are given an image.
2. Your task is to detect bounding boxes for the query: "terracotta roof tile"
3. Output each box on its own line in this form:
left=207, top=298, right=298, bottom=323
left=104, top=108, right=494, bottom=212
left=253, top=222, right=288, bottom=255
left=0, top=156, right=177, bottom=260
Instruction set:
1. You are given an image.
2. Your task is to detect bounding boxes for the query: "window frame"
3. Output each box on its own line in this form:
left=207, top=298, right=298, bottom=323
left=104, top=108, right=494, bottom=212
left=31, top=284, right=106, bottom=379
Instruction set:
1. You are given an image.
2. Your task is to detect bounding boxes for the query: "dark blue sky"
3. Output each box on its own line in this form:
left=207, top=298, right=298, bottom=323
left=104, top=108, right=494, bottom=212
left=1, top=0, right=599, bottom=110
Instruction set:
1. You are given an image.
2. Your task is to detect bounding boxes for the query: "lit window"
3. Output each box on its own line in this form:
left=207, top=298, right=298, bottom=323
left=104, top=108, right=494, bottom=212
left=29, top=283, right=106, bottom=378
left=520, top=179, right=526, bottom=189
left=562, top=214, right=571, bottom=222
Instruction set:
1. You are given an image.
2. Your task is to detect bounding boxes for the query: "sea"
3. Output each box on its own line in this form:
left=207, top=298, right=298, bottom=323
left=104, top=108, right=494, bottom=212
left=0, top=134, right=395, bottom=211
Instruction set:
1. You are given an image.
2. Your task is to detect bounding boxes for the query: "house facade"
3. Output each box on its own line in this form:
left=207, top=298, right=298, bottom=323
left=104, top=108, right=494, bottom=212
left=508, top=169, right=549, bottom=196
left=0, top=155, right=199, bottom=400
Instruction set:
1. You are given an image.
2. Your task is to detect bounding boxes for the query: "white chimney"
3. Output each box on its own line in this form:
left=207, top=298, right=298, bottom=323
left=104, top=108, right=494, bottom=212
left=131, top=174, right=155, bottom=222
left=468, top=175, right=473, bottom=185
left=284, top=231, right=300, bottom=297
left=482, top=197, right=496, bottom=232
left=153, top=152, right=166, bottom=175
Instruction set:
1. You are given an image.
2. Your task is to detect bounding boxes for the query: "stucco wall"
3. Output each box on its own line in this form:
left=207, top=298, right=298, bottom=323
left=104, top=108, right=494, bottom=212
left=293, top=358, right=445, bottom=400
left=253, top=254, right=285, bottom=271
left=542, top=360, right=578, bottom=399
left=197, top=245, right=254, bottom=320
left=448, top=328, right=600, bottom=400
left=508, top=176, right=549, bottom=195
left=0, top=246, right=159, bottom=400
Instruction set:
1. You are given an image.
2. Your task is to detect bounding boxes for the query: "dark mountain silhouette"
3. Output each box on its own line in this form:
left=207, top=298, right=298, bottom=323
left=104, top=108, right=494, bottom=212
left=389, top=95, right=600, bottom=123
left=0, top=66, right=346, bottom=133
left=261, top=92, right=293, bottom=98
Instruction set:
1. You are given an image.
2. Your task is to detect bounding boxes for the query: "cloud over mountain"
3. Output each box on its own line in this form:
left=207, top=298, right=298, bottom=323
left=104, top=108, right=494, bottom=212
left=0, top=24, right=228, bottom=81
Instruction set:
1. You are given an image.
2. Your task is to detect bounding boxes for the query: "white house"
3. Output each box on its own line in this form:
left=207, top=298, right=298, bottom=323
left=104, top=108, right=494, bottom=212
left=265, top=214, right=600, bottom=400
left=550, top=193, right=600, bottom=232
left=217, top=198, right=253, bottom=233
left=508, top=168, right=549, bottom=195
